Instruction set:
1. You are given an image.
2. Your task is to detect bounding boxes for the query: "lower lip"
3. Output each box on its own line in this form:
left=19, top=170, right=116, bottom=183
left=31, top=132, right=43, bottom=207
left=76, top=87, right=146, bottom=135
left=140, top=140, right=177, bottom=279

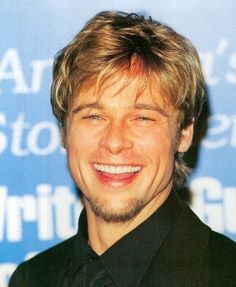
left=93, top=168, right=141, bottom=186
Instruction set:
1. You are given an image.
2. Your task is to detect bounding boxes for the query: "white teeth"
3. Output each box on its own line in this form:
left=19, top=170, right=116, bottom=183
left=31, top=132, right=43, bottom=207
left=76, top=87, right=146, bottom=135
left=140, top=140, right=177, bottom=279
left=94, top=164, right=141, bottom=174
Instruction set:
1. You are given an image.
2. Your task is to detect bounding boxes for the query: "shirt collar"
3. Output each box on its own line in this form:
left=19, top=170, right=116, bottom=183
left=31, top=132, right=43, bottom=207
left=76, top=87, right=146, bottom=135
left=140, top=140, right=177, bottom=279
left=75, top=191, right=183, bottom=287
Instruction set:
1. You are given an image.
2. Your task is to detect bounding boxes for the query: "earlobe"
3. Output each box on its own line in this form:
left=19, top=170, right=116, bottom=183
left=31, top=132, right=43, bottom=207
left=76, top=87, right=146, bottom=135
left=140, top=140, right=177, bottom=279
left=177, top=121, right=194, bottom=153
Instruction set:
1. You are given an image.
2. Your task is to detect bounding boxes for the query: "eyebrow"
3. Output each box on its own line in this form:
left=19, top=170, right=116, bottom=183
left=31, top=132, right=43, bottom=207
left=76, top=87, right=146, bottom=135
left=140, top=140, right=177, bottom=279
left=134, top=103, right=168, bottom=117
left=72, top=101, right=168, bottom=117
left=72, top=102, right=104, bottom=113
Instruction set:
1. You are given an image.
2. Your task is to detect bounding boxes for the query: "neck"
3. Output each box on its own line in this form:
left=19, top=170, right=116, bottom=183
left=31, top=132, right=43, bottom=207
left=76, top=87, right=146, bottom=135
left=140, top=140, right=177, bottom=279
left=84, top=189, right=171, bottom=255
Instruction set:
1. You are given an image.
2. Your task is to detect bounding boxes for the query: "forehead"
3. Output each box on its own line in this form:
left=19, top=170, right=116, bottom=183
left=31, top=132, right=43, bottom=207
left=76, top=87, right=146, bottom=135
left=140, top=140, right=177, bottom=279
left=72, top=70, right=172, bottom=112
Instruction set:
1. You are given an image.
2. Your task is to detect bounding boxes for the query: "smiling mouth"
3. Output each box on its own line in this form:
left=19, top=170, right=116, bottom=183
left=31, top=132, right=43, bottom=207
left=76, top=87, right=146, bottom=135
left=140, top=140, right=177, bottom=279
left=94, top=164, right=141, bottom=174
left=92, top=164, right=142, bottom=185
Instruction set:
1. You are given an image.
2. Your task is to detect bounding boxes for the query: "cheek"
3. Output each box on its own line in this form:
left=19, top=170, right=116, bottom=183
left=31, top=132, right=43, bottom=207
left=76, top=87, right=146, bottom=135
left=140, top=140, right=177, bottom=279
left=67, top=124, right=98, bottom=151
left=138, top=128, right=175, bottom=155
left=138, top=130, right=176, bottom=177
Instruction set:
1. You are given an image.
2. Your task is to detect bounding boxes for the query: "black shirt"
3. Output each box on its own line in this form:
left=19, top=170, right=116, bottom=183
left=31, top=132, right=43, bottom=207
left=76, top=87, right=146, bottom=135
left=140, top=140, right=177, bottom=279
left=9, top=190, right=236, bottom=287
left=69, top=191, right=183, bottom=287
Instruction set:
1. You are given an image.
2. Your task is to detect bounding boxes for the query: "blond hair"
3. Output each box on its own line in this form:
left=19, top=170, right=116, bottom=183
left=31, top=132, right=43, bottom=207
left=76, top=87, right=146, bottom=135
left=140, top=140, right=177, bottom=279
left=51, top=11, right=206, bottom=187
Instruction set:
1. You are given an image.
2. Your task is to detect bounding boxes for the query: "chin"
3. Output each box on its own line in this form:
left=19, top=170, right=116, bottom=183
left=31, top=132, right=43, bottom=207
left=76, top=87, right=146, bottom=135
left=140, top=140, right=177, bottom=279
left=88, top=196, right=145, bottom=223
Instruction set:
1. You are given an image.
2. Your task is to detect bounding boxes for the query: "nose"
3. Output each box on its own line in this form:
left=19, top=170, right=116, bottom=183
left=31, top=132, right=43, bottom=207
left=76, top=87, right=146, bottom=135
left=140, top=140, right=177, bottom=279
left=98, top=120, right=133, bottom=154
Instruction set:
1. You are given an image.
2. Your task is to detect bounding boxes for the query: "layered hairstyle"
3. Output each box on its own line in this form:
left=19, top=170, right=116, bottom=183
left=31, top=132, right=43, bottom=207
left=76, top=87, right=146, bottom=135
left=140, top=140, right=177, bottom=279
left=51, top=11, right=206, bottom=187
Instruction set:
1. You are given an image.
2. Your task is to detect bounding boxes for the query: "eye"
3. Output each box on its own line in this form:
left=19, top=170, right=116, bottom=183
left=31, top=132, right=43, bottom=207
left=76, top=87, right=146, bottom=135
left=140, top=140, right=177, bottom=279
left=136, top=116, right=154, bottom=122
left=82, top=114, right=102, bottom=120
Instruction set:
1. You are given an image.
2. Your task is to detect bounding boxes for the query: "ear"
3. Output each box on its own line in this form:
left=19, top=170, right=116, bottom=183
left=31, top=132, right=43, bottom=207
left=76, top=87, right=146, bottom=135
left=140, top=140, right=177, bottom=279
left=177, top=121, right=194, bottom=153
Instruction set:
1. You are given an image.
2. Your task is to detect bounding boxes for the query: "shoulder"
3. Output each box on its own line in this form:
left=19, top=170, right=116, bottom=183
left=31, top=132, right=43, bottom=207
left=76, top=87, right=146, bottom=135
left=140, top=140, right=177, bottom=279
left=208, top=230, right=236, bottom=285
left=208, top=230, right=236, bottom=263
left=22, top=235, right=76, bottom=267
left=182, top=201, right=236, bottom=283
left=9, top=236, right=76, bottom=287
left=209, top=230, right=236, bottom=252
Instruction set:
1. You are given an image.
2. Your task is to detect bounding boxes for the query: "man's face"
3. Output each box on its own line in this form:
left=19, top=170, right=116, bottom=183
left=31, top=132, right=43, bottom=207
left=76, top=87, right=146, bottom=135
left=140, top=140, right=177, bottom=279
left=66, top=72, right=193, bottom=222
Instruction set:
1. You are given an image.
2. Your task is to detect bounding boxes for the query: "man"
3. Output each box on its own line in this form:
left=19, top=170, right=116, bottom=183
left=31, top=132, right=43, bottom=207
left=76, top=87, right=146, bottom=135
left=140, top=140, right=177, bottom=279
left=10, top=11, right=236, bottom=287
